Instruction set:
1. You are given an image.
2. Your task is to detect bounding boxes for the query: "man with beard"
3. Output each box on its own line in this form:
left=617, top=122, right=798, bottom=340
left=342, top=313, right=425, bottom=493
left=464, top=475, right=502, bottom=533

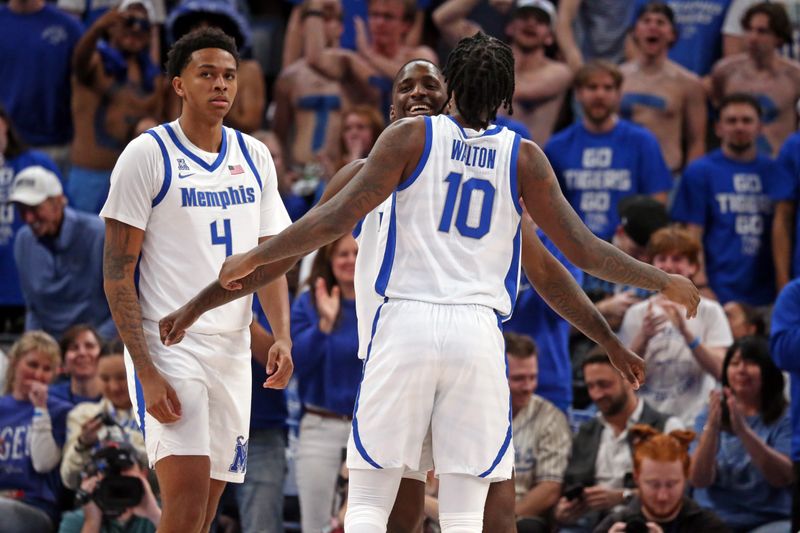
left=544, top=60, right=672, bottom=244
left=594, top=425, right=728, bottom=533
left=68, top=0, right=165, bottom=213
left=554, top=353, right=683, bottom=533
left=711, top=2, right=800, bottom=156
left=620, top=2, right=706, bottom=174
left=671, top=93, right=794, bottom=306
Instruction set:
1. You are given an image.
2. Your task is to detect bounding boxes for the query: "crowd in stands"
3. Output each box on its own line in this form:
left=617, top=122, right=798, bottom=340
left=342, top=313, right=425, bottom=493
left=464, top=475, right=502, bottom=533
left=2, top=0, right=800, bottom=531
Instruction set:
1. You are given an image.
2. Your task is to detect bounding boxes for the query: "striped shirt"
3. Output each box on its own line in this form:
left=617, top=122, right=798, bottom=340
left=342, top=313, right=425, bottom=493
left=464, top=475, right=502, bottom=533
left=513, top=394, right=572, bottom=499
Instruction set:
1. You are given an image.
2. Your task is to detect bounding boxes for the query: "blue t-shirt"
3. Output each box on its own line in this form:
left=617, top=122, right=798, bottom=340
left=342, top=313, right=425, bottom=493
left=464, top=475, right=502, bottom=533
left=0, top=150, right=61, bottom=306
left=48, top=380, right=102, bottom=407
left=692, top=406, right=792, bottom=529
left=671, top=149, right=794, bottom=305
left=770, top=280, right=800, bottom=460
left=504, top=229, right=583, bottom=412
left=290, top=291, right=361, bottom=417
left=250, top=295, right=289, bottom=430
left=544, top=119, right=672, bottom=241
left=0, top=5, right=83, bottom=146
left=0, top=395, right=71, bottom=521
left=776, top=131, right=800, bottom=280
left=632, top=0, right=730, bottom=76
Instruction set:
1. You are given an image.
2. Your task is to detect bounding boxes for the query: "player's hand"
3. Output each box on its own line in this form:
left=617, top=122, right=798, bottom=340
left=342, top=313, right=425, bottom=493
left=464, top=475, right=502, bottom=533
left=139, top=366, right=181, bottom=423
left=605, top=340, right=645, bottom=389
left=219, top=252, right=257, bottom=290
left=263, top=339, right=293, bottom=389
left=159, top=305, right=199, bottom=346
left=660, top=274, right=700, bottom=319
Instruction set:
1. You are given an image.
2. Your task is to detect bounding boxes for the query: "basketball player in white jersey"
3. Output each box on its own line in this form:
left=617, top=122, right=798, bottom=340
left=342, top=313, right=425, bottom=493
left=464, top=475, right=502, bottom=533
left=101, top=28, right=293, bottom=533
left=216, top=33, right=699, bottom=533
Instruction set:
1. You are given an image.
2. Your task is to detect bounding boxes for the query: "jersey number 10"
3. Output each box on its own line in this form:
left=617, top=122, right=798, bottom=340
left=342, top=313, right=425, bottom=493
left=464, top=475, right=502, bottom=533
left=438, top=171, right=495, bottom=239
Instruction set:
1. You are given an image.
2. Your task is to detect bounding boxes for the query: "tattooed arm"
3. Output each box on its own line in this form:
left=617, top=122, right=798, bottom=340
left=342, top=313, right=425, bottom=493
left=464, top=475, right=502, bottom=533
left=218, top=118, right=424, bottom=288
left=521, top=217, right=645, bottom=387
left=159, top=160, right=366, bottom=344
left=104, top=219, right=181, bottom=423
left=517, top=140, right=700, bottom=317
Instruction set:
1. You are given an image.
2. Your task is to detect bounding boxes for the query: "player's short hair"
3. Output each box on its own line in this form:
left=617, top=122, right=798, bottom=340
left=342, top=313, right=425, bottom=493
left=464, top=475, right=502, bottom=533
left=4, top=331, right=61, bottom=394
left=742, top=2, right=792, bottom=46
left=443, top=32, right=515, bottom=129
left=630, top=425, right=695, bottom=476
left=166, top=27, right=240, bottom=79
left=574, top=60, right=624, bottom=90
left=504, top=331, right=537, bottom=359
left=368, top=0, right=417, bottom=23
left=646, top=225, right=701, bottom=265
left=392, top=58, right=441, bottom=86
left=717, top=92, right=762, bottom=120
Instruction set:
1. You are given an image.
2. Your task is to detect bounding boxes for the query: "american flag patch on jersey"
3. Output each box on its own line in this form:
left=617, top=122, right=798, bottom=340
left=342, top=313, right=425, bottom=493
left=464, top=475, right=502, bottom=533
left=229, top=164, right=244, bottom=175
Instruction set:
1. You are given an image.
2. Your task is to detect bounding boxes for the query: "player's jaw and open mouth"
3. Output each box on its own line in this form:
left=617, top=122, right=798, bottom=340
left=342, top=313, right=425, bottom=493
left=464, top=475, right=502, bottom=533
left=406, top=103, right=433, bottom=116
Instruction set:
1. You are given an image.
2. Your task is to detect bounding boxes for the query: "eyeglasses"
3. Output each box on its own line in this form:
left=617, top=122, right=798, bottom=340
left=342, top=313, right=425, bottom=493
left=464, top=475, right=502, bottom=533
left=124, top=16, right=151, bottom=33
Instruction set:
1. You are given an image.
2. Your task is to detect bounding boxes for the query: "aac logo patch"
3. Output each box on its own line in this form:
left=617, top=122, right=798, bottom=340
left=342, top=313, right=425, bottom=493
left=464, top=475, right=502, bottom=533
left=177, top=158, right=190, bottom=171
left=228, top=435, right=248, bottom=474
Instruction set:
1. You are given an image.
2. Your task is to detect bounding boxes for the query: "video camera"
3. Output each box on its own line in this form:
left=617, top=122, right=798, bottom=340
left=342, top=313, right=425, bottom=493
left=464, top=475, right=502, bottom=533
left=75, top=439, right=144, bottom=518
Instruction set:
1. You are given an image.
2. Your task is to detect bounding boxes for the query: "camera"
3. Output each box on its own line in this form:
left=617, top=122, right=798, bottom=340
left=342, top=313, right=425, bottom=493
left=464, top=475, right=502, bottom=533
left=75, top=441, right=144, bottom=517
left=623, top=516, right=649, bottom=533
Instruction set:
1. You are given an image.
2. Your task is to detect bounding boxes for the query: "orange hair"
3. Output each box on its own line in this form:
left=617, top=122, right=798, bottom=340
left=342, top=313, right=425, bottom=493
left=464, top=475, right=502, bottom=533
left=630, top=425, right=696, bottom=476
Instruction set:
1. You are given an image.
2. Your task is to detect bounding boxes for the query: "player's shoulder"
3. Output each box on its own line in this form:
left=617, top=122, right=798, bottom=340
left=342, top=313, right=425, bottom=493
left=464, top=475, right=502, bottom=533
left=125, top=127, right=163, bottom=154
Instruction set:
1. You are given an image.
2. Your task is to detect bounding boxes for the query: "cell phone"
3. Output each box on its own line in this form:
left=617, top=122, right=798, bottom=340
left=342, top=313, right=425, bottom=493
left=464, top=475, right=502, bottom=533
left=563, top=484, right=585, bottom=501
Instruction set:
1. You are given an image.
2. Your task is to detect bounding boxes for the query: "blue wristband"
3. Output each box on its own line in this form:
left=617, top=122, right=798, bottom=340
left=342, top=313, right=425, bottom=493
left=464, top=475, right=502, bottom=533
left=688, top=337, right=701, bottom=350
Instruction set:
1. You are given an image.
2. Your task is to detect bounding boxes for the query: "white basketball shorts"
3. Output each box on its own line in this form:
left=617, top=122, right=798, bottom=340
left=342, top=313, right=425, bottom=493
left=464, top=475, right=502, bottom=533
left=347, top=299, right=513, bottom=482
left=125, top=320, right=252, bottom=483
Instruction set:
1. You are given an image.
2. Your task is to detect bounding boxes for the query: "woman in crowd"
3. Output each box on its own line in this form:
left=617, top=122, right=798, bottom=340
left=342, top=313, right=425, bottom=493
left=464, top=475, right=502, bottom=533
left=60, top=340, right=146, bottom=490
left=723, top=301, right=766, bottom=340
left=0, top=331, right=72, bottom=532
left=291, top=234, right=360, bottom=533
left=690, top=336, right=793, bottom=532
left=49, top=324, right=103, bottom=406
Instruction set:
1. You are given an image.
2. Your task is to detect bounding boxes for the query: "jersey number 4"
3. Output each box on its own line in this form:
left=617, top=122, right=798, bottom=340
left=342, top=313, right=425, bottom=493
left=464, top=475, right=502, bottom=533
left=438, top=172, right=495, bottom=239
left=211, top=219, right=233, bottom=256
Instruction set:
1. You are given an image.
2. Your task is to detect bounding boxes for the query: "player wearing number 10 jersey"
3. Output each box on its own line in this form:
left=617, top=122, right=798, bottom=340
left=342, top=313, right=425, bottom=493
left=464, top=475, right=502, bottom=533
left=101, top=28, right=292, bottom=533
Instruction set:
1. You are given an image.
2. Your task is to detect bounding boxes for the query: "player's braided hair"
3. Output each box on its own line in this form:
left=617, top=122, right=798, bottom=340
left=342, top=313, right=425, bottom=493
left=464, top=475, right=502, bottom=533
left=442, top=32, right=515, bottom=129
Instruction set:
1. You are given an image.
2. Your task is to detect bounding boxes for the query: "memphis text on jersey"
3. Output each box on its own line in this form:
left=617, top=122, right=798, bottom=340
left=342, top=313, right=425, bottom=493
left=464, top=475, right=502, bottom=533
left=180, top=185, right=257, bottom=210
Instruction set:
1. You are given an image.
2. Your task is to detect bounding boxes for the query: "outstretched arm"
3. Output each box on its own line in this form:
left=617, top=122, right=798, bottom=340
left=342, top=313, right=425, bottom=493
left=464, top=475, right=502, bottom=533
left=218, top=118, right=424, bottom=288
left=518, top=140, right=700, bottom=317
left=521, top=217, right=645, bottom=387
left=159, top=160, right=366, bottom=344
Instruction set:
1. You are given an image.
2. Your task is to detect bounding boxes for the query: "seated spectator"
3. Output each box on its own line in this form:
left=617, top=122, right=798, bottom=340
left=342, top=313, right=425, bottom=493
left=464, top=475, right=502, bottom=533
left=555, top=352, right=683, bottom=532
left=690, top=337, right=793, bottom=532
left=68, top=0, right=165, bottom=213
left=506, top=332, right=572, bottom=532
left=671, top=93, right=794, bottom=306
left=770, top=279, right=800, bottom=532
left=0, top=104, right=63, bottom=332
left=10, top=166, right=115, bottom=340
left=619, top=226, right=733, bottom=427
left=58, top=445, right=161, bottom=533
left=290, top=234, right=360, bottom=533
left=594, top=425, right=728, bottom=533
left=0, top=331, right=71, bottom=533
left=723, top=301, right=766, bottom=340
left=50, top=325, right=103, bottom=407
left=60, top=340, right=145, bottom=491
left=166, top=0, right=263, bottom=133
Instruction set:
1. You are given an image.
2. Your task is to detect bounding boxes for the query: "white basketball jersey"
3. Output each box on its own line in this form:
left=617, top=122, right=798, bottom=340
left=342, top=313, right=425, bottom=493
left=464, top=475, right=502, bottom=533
left=101, top=121, right=291, bottom=335
left=361, top=115, right=522, bottom=320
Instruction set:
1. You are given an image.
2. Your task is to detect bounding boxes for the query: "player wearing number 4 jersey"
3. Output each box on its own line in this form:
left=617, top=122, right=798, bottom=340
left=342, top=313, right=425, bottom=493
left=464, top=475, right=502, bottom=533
left=217, top=32, right=700, bottom=533
left=100, top=28, right=293, bottom=533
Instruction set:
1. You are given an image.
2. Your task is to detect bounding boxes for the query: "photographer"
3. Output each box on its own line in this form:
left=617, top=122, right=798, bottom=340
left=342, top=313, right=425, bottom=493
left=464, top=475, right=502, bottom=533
left=61, top=341, right=146, bottom=490
left=58, top=448, right=160, bottom=533
left=594, top=425, right=728, bottom=533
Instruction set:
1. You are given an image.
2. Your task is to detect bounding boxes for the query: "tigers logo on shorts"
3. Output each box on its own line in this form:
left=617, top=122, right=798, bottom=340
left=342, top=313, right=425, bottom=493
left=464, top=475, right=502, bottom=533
left=228, top=435, right=249, bottom=474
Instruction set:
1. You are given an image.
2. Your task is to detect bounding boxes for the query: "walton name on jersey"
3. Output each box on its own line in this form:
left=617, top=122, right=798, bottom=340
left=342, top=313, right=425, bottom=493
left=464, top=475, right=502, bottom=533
left=450, top=139, right=497, bottom=169
left=180, top=185, right=257, bottom=210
